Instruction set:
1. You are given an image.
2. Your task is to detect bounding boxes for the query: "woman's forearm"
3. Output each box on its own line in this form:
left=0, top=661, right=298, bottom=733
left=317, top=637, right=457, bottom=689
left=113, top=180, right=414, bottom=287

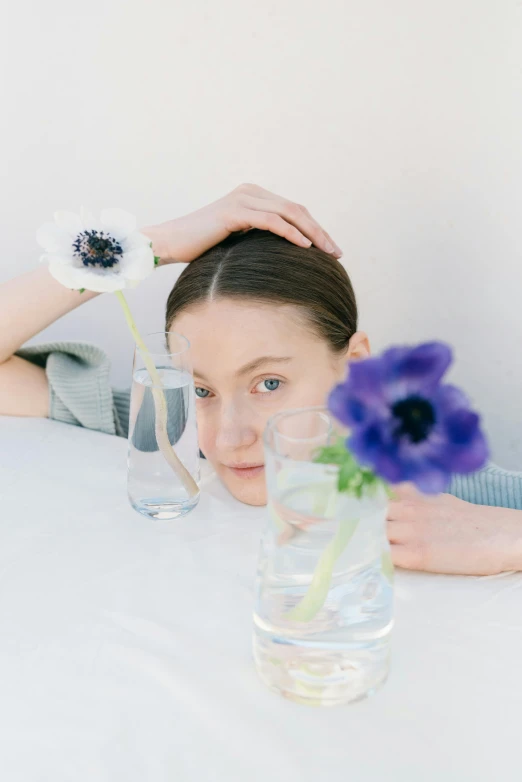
left=0, top=266, right=99, bottom=364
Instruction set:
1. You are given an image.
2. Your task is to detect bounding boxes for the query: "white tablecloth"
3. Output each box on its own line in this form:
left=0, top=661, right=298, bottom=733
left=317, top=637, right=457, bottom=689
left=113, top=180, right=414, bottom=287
left=1, top=417, right=521, bottom=782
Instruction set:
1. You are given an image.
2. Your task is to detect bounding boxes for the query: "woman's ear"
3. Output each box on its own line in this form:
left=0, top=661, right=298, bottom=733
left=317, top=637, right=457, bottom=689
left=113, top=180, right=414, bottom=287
left=332, top=332, right=370, bottom=381
left=347, top=331, right=371, bottom=361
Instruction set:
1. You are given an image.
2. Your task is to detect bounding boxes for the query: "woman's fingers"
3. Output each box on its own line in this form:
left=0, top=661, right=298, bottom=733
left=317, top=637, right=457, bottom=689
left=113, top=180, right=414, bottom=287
left=234, top=208, right=314, bottom=248
left=386, top=518, right=415, bottom=543
left=387, top=491, right=424, bottom=543
left=299, top=203, right=343, bottom=258
left=390, top=543, right=422, bottom=571
left=249, top=196, right=342, bottom=257
left=234, top=186, right=342, bottom=258
left=387, top=499, right=419, bottom=523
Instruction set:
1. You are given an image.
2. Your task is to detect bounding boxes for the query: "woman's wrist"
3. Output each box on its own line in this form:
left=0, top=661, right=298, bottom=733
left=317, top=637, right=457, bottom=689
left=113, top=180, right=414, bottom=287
left=140, top=207, right=230, bottom=267
left=140, top=222, right=174, bottom=266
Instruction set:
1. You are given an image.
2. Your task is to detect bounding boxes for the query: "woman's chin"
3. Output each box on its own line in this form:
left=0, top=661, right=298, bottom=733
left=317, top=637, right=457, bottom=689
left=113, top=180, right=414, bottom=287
left=239, top=493, right=267, bottom=507
left=219, top=471, right=268, bottom=506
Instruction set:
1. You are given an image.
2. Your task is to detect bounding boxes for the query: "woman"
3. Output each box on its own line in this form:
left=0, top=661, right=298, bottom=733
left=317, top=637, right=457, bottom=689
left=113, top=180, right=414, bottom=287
left=1, top=183, right=521, bottom=575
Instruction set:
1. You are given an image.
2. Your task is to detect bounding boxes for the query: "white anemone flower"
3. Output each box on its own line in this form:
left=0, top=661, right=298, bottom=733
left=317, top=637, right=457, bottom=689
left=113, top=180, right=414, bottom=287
left=35, top=205, right=198, bottom=500
left=36, top=208, right=155, bottom=293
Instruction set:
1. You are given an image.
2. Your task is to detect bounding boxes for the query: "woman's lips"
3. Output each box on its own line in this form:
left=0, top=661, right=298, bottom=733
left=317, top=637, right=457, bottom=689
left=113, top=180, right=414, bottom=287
left=225, top=464, right=265, bottom=480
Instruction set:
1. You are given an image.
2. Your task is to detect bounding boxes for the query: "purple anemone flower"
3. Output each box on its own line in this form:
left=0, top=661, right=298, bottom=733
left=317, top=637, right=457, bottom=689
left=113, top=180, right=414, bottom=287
left=328, top=342, right=489, bottom=494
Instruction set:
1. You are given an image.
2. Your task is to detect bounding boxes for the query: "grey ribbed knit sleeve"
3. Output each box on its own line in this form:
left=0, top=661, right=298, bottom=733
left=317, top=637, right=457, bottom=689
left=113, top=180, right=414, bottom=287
left=449, top=464, right=522, bottom=509
left=16, top=341, right=188, bottom=452
left=16, top=341, right=131, bottom=437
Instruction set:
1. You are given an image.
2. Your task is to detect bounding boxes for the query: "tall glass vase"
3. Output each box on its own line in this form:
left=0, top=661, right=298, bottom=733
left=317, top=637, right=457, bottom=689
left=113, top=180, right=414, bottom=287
left=127, top=331, right=200, bottom=520
left=253, top=407, right=393, bottom=706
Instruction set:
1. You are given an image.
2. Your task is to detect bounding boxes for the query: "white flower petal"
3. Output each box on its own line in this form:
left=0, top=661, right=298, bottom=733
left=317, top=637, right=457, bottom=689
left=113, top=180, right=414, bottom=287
left=100, top=208, right=137, bottom=240
left=123, top=231, right=153, bottom=252
left=54, top=211, right=84, bottom=237
left=48, top=261, right=87, bottom=290
left=120, top=246, right=155, bottom=281
left=40, top=252, right=75, bottom=266
left=36, top=222, right=71, bottom=252
left=80, top=207, right=98, bottom=231
left=83, top=272, right=126, bottom=293
left=48, top=261, right=126, bottom=293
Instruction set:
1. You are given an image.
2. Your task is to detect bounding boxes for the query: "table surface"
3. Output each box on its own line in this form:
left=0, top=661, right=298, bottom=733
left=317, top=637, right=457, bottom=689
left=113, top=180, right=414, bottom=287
left=1, top=417, right=521, bottom=782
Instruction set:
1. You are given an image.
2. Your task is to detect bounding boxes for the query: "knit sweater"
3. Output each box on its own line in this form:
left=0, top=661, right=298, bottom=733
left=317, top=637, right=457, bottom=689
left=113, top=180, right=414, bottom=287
left=16, top=341, right=522, bottom=510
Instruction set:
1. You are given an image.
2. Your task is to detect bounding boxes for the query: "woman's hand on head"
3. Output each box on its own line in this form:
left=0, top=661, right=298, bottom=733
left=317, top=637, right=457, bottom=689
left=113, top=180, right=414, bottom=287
left=142, top=183, right=343, bottom=265
left=387, top=484, right=522, bottom=576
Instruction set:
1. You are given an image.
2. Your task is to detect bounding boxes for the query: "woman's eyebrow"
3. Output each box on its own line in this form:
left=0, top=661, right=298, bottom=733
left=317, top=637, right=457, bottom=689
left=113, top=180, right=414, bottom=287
left=236, top=356, right=292, bottom=377
left=193, top=356, right=292, bottom=383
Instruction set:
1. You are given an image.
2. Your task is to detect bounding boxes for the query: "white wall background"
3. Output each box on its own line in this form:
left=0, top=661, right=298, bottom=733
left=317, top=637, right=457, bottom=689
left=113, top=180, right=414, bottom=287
left=2, top=0, right=521, bottom=468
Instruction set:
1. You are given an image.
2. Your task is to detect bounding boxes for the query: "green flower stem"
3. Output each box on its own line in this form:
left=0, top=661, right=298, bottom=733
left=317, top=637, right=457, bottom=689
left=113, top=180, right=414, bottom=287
left=286, top=517, right=359, bottom=622
left=115, top=290, right=199, bottom=498
left=381, top=549, right=395, bottom=583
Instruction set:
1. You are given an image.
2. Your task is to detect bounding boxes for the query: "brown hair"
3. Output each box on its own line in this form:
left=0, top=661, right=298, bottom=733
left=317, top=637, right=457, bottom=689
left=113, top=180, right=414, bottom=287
left=165, top=229, right=358, bottom=353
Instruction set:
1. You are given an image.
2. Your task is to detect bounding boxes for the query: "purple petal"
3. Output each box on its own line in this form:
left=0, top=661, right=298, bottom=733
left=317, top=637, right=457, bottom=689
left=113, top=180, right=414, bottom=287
left=373, top=450, right=408, bottom=484
left=409, top=465, right=451, bottom=494
left=442, top=429, right=489, bottom=473
left=382, top=342, right=453, bottom=399
left=349, top=422, right=389, bottom=465
left=346, top=358, right=387, bottom=404
left=433, top=384, right=471, bottom=417
left=329, top=383, right=367, bottom=427
left=329, top=358, right=389, bottom=426
left=346, top=398, right=367, bottom=424
left=349, top=422, right=407, bottom=484
left=434, top=387, right=490, bottom=473
left=349, top=421, right=387, bottom=460
left=395, top=342, right=452, bottom=385
left=446, top=409, right=480, bottom=446
left=328, top=383, right=350, bottom=426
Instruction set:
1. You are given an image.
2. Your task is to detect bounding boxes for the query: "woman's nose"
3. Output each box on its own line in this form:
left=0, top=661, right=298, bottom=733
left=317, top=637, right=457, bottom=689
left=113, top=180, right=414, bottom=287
left=215, top=403, right=259, bottom=452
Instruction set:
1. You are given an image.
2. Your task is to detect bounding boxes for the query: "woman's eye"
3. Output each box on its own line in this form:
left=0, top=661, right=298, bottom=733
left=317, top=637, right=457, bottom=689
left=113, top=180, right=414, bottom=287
left=255, top=378, right=281, bottom=393
left=195, top=387, right=210, bottom=398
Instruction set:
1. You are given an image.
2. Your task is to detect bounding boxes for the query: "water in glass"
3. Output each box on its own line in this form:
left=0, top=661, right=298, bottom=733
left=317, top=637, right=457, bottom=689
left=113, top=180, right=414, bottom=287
left=128, top=366, right=200, bottom=520
left=253, top=408, right=393, bottom=706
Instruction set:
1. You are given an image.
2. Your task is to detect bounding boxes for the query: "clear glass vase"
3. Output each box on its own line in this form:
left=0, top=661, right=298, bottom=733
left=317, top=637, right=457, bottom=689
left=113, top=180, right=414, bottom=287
left=253, top=407, right=393, bottom=706
left=127, top=331, right=200, bottom=520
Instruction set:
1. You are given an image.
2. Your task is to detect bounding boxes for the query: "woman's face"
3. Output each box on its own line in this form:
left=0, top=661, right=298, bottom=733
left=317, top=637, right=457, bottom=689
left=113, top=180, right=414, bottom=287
left=172, top=298, right=369, bottom=506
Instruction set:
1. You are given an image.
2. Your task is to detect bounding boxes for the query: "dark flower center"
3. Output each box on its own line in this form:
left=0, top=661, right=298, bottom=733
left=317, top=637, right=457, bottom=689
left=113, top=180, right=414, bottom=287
left=73, top=230, right=123, bottom=269
left=392, top=395, right=436, bottom=443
